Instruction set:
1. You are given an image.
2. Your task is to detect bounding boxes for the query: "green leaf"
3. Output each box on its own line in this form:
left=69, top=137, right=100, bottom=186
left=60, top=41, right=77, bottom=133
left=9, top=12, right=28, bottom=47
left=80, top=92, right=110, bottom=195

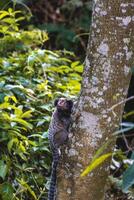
left=92, top=139, right=113, bottom=162
left=8, top=130, right=28, bottom=140
left=5, top=84, right=24, bottom=90
left=0, top=102, right=10, bottom=109
left=0, top=11, right=9, bottom=20
left=12, top=118, right=33, bottom=129
left=123, top=110, right=134, bottom=119
left=0, top=182, right=14, bottom=200
left=2, top=18, right=15, bottom=24
left=14, top=107, right=23, bottom=117
left=7, top=138, right=19, bottom=153
left=14, top=10, right=22, bottom=15
left=36, top=120, right=45, bottom=127
left=81, top=153, right=112, bottom=177
left=42, top=131, right=48, bottom=138
left=28, top=134, right=43, bottom=138
left=74, top=65, right=83, bottom=73
left=21, top=110, right=33, bottom=118
left=122, top=153, right=134, bottom=192
left=8, top=8, right=13, bottom=13
left=39, top=104, right=52, bottom=111
left=17, top=179, right=37, bottom=199
left=2, top=113, right=10, bottom=121
left=4, top=95, right=18, bottom=103
left=33, top=146, right=50, bottom=153
left=71, top=61, right=80, bottom=68
left=18, top=153, right=27, bottom=161
left=10, top=95, right=18, bottom=103
left=15, top=17, right=25, bottom=22
left=0, top=160, right=8, bottom=180
left=18, top=142, right=26, bottom=153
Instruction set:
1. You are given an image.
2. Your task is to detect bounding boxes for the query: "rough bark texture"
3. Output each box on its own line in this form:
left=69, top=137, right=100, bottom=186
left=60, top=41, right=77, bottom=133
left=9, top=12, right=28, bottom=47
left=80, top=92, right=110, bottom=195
left=57, top=0, right=134, bottom=200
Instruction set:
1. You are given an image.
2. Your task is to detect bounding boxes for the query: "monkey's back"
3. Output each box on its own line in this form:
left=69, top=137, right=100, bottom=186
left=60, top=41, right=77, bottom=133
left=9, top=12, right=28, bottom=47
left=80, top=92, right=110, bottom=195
left=48, top=110, right=64, bottom=148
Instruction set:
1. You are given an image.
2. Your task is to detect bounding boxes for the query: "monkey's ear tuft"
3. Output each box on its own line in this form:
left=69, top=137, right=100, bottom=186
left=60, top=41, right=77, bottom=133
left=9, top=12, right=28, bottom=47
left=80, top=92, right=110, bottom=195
left=54, top=98, right=59, bottom=106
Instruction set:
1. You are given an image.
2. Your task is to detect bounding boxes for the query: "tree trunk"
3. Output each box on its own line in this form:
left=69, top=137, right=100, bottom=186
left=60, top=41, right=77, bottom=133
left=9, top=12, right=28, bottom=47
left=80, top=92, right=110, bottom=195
left=57, top=0, right=134, bottom=199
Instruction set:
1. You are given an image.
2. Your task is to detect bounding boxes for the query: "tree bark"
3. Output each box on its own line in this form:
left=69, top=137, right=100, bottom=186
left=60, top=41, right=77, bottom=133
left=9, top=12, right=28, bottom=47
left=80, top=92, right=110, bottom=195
left=57, top=0, right=134, bottom=199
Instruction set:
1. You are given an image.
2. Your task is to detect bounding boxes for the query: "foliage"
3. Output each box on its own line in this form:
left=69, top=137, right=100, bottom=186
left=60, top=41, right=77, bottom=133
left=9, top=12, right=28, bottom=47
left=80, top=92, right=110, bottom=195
left=109, top=152, right=134, bottom=199
left=0, top=8, right=83, bottom=200
left=122, top=152, right=134, bottom=192
left=81, top=153, right=112, bottom=177
left=81, top=121, right=134, bottom=198
left=0, top=8, right=48, bottom=56
left=0, top=0, right=92, bottom=59
left=109, top=122, right=134, bottom=198
left=81, top=137, right=114, bottom=177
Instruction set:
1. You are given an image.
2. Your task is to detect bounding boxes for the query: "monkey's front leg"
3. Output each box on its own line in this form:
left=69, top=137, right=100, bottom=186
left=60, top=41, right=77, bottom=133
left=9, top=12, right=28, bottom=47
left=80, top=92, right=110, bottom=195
left=54, top=130, right=68, bottom=148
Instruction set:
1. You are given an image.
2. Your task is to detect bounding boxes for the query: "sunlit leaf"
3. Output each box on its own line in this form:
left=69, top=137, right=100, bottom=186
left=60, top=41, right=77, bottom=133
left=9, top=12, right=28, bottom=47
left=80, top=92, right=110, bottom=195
left=71, top=61, right=80, bottom=68
left=18, top=142, right=26, bottom=153
left=0, top=102, right=10, bottom=109
left=11, top=95, right=18, bottom=103
left=15, top=17, right=25, bottom=22
left=74, top=65, right=83, bottom=73
left=7, top=138, right=19, bottom=153
left=2, top=18, right=15, bottom=24
left=17, top=178, right=37, bottom=199
left=21, top=110, right=33, bottom=118
left=91, top=138, right=114, bottom=162
left=14, top=107, right=23, bottom=117
left=0, top=11, right=9, bottom=20
left=12, top=118, right=33, bottom=129
left=2, top=113, right=10, bottom=120
left=81, top=153, right=112, bottom=177
left=8, top=8, right=13, bottom=13
left=123, top=110, right=134, bottom=119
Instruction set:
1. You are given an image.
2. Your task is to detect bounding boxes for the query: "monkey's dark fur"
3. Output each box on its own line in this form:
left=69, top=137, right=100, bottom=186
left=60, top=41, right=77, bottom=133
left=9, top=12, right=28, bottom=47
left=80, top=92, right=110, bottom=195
left=48, top=98, right=73, bottom=200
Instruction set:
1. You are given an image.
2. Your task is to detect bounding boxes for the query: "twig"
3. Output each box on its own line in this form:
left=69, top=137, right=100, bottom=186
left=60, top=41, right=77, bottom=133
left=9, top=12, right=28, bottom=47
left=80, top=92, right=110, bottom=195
left=108, top=96, right=134, bottom=112
left=122, top=132, right=133, bottom=151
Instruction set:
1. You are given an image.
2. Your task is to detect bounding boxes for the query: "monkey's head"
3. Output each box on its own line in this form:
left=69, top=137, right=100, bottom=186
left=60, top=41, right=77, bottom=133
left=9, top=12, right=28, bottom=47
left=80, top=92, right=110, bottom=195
left=54, top=98, right=73, bottom=114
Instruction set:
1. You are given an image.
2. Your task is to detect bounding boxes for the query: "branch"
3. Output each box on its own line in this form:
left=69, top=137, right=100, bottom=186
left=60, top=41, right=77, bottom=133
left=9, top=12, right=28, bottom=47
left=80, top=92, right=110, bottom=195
left=108, top=96, right=134, bottom=112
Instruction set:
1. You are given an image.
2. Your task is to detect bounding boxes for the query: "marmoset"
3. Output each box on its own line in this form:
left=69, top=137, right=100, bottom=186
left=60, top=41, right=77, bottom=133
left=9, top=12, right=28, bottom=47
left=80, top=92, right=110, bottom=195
left=48, top=97, right=73, bottom=200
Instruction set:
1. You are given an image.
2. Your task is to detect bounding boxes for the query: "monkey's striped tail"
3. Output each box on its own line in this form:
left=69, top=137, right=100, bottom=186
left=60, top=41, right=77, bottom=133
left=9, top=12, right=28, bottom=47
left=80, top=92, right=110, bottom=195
left=48, top=149, right=59, bottom=200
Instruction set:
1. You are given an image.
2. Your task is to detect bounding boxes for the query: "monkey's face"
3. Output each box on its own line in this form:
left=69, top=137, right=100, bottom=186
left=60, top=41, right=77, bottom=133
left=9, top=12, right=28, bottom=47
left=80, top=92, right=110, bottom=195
left=54, top=98, right=73, bottom=113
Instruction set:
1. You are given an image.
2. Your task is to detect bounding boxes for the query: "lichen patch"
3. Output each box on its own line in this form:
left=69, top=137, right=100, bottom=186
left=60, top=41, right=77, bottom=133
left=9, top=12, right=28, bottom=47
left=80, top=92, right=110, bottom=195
left=97, top=41, right=109, bottom=56
left=68, top=148, right=78, bottom=157
left=126, top=51, right=133, bottom=60
left=122, top=16, right=131, bottom=26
